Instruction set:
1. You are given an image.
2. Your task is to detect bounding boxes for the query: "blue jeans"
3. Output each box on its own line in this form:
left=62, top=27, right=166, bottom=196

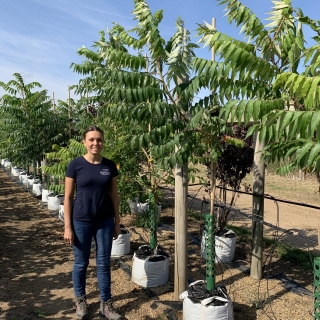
left=72, top=217, right=114, bottom=301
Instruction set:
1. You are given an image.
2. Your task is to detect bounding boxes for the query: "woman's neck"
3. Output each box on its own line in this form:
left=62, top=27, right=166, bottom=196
left=83, top=154, right=103, bottom=164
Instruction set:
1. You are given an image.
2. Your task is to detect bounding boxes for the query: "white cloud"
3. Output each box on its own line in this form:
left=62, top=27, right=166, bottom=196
left=0, top=30, right=64, bottom=65
left=27, top=0, right=134, bottom=30
left=81, top=4, right=134, bottom=21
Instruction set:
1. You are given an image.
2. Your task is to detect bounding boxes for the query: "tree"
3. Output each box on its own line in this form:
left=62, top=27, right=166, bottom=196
left=0, top=73, right=63, bottom=175
left=196, top=0, right=320, bottom=278
left=71, top=0, right=226, bottom=297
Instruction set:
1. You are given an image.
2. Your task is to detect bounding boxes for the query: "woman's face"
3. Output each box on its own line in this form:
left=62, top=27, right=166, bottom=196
left=83, top=130, right=104, bottom=156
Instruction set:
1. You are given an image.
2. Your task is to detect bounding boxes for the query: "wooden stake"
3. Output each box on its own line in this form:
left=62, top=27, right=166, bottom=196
left=68, top=86, right=71, bottom=139
left=174, top=77, right=189, bottom=300
left=174, top=159, right=188, bottom=300
left=145, top=54, right=155, bottom=190
left=52, top=92, right=55, bottom=113
left=210, top=17, right=216, bottom=217
left=206, top=17, right=217, bottom=291
left=86, top=92, right=89, bottom=114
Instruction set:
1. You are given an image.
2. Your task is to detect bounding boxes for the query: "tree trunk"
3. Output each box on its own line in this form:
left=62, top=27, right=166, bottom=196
left=250, top=132, right=265, bottom=280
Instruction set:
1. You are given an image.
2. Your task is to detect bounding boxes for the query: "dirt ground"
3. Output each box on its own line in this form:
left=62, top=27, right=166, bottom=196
left=0, top=167, right=317, bottom=319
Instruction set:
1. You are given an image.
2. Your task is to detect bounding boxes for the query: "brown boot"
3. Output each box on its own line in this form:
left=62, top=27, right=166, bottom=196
left=75, top=295, right=88, bottom=320
left=100, top=299, right=121, bottom=319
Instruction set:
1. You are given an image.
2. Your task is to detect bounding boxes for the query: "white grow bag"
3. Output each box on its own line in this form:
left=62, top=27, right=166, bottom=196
left=127, top=198, right=149, bottom=214
left=58, top=204, right=64, bottom=221
left=19, top=170, right=27, bottom=181
left=12, top=167, right=21, bottom=177
left=127, top=199, right=161, bottom=216
left=180, top=281, right=234, bottom=320
left=4, top=161, right=12, bottom=168
left=27, top=178, right=35, bottom=188
left=48, top=195, right=64, bottom=211
left=42, top=189, right=49, bottom=203
left=111, top=227, right=130, bottom=257
left=201, top=230, right=236, bottom=263
left=131, top=245, right=169, bottom=288
left=20, top=174, right=28, bottom=184
left=32, top=183, right=43, bottom=196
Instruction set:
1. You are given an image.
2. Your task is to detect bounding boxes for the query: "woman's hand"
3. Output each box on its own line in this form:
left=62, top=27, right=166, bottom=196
left=64, top=227, right=74, bottom=245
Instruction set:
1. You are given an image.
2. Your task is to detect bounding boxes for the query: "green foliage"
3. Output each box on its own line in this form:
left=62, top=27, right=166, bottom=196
left=43, top=140, right=85, bottom=177
left=133, top=197, right=160, bottom=231
left=42, top=139, right=85, bottom=192
left=196, top=0, right=320, bottom=177
left=274, top=73, right=320, bottom=110
left=133, top=208, right=154, bottom=229
left=246, top=108, right=320, bottom=173
left=71, top=0, right=226, bottom=174
left=0, top=73, right=64, bottom=167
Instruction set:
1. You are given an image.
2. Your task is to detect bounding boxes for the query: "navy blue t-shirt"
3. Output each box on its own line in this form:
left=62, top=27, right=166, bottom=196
left=66, top=156, right=119, bottom=222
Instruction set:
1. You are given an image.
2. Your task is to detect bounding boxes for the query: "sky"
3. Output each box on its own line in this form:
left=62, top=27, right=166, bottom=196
left=0, top=0, right=319, bottom=101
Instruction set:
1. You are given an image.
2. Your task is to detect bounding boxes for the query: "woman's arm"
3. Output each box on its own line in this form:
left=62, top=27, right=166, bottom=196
left=110, top=176, right=121, bottom=239
left=64, top=177, right=75, bottom=245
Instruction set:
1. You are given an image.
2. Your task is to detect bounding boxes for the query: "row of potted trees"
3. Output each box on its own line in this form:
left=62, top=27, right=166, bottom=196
left=2, top=159, right=65, bottom=212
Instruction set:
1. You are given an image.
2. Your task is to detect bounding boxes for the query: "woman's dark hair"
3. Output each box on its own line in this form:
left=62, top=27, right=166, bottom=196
left=82, top=126, right=104, bottom=139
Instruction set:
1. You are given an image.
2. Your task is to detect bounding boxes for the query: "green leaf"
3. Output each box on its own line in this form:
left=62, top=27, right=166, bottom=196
left=252, top=100, right=261, bottom=122
left=278, top=111, right=294, bottom=132
left=236, top=100, right=246, bottom=124
left=299, top=111, right=313, bottom=137
left=296, top=141, right=314, bottom=164
left=307, top=143, right=320, bottom=167
left=311, top=111, right=320, bottom=135
left=244, top=100, right=253, bottom=124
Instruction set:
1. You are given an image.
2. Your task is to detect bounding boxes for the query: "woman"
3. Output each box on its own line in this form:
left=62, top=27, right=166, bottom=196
left=64, top=125, right=121, bottom=320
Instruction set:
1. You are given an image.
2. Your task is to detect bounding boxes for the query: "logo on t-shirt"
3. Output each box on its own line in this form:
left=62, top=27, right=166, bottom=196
left=100, top=168, right=111, bottom=176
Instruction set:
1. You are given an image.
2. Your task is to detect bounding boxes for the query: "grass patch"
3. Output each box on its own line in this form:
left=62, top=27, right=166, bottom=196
left=227, top=224, right=251, bottom=236
left=228, top=225, right=315, bottom=270
left=276, top=243, right=315, bottom=270
left=188, top=209, right=202, bottom=221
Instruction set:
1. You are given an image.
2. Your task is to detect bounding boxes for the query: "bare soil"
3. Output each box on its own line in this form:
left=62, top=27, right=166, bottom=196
left=0, top=168, right=316, bottom=320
